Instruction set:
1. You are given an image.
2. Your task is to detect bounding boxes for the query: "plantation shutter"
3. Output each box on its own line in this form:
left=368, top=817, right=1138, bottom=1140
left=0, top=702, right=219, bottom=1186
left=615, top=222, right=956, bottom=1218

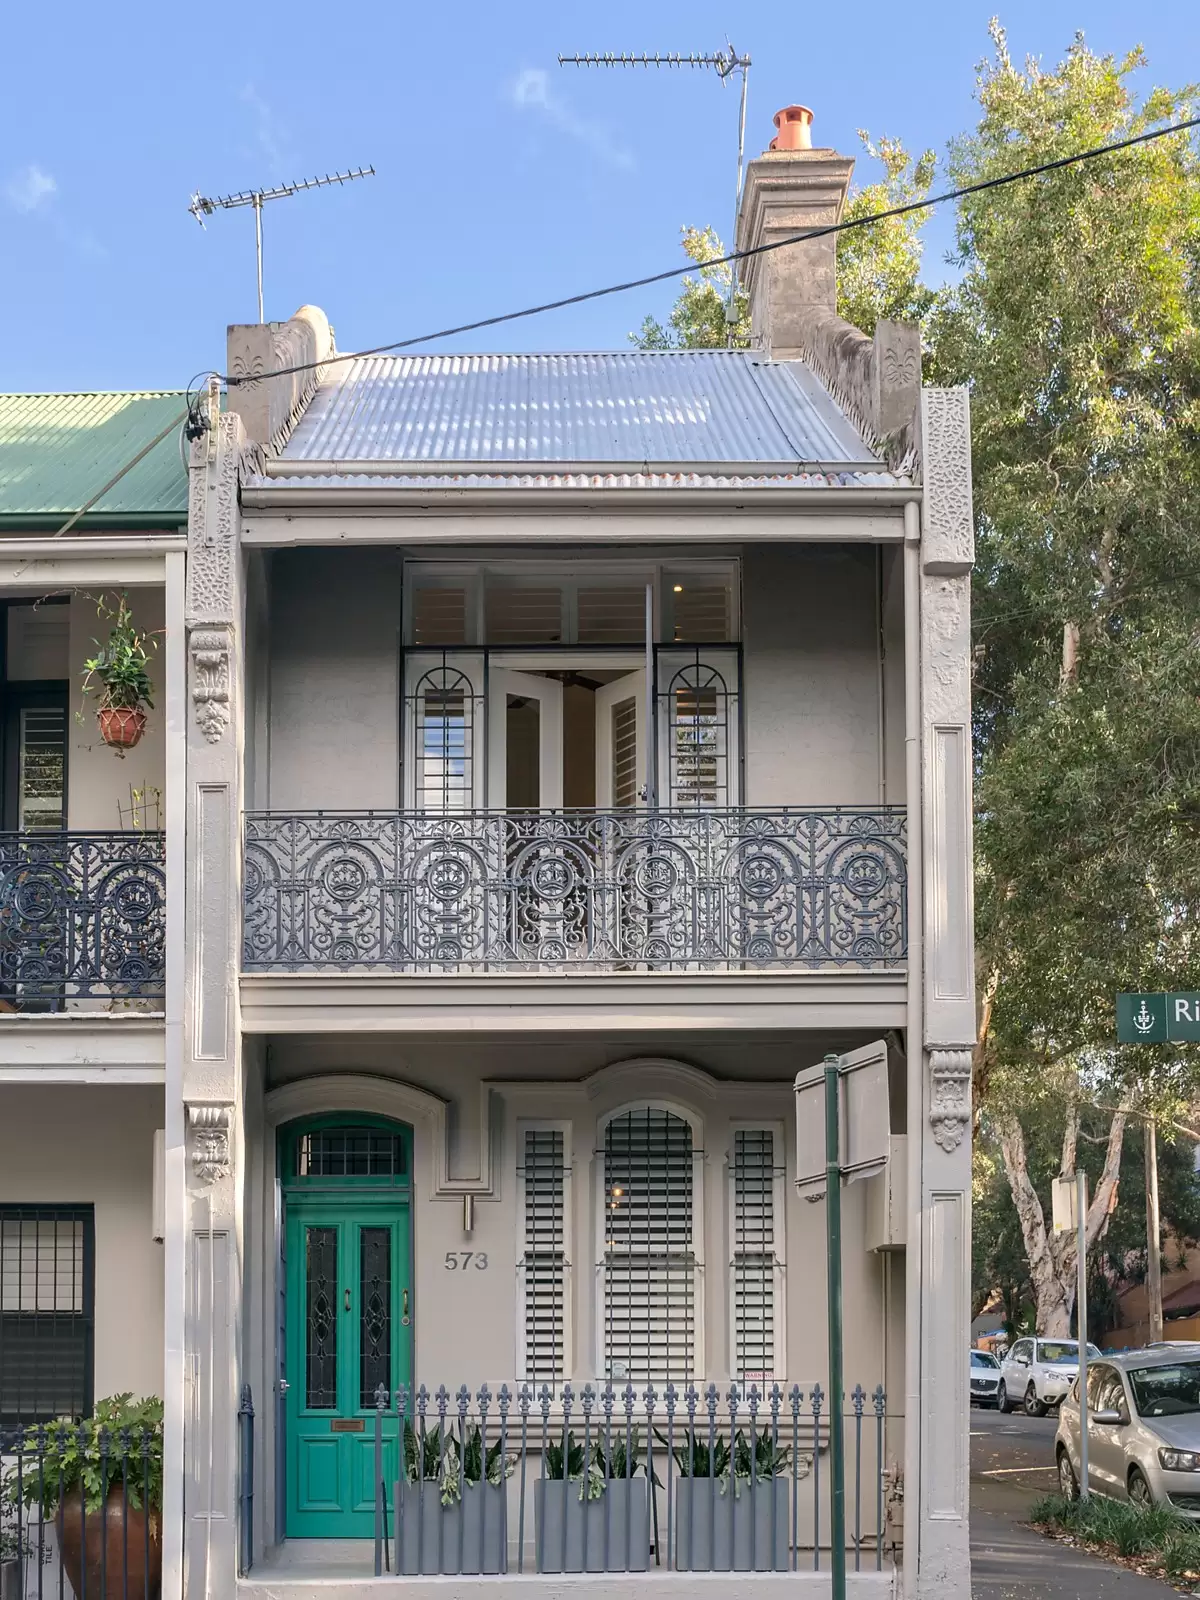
left=731, top=1130, right=779, bottom=1382
left=602, top=1108, right=697, bottom=1386
left=519, top=1127, right=568, bottom=1386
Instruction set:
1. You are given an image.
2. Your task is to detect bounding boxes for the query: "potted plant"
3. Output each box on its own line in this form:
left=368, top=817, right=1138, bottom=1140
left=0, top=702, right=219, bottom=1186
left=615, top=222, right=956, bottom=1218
left=6, top=1396, right=163, bottom=1600
left=663, top=1425, right=802, bottom=1572
left=535, top=1429, right=652, bottom=1573
left=79, top=595, right=156, bottom=754
left=395, top=1421, right=511, bottom=1575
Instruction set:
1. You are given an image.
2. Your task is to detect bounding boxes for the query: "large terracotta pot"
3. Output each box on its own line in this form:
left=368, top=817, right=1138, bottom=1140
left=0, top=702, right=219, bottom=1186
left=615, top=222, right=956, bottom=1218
left=57, top=1487, right=162, bottom=1600
left=97, top=707, right=146, bottom=750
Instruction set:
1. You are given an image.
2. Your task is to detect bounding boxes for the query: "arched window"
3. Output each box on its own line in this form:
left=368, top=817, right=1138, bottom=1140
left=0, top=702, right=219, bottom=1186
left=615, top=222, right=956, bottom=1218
left=665, top=660, right=732, bottom=808
left=413, top=665, right=475, bottom=812
left=599, top=1106, right=699, bottom=1385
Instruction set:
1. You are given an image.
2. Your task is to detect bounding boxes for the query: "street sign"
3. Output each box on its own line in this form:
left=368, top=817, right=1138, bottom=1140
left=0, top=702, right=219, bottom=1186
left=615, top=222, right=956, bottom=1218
left=1116, top=992, right=1200, bottom=1043
left=795, top=1039, right=891, bottom=1194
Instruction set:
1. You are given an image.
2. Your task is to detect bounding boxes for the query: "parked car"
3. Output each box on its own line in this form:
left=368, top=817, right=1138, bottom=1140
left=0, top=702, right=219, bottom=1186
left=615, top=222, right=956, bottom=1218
left=1056, top=1345, right=1200, bottom=1516
left=998, top=1336, right=1102, bottom=1416
left=970, top=1349, right=1002, bottom=1407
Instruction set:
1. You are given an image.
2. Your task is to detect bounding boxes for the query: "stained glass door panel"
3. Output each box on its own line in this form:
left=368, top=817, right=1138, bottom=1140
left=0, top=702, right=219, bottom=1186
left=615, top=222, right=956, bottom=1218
left=284, top=1204, right=408, bottom=1537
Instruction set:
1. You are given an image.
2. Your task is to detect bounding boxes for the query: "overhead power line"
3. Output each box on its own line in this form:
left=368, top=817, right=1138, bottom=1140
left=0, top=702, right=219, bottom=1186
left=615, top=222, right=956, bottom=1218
left=221, top=114, right=1200, bottom=390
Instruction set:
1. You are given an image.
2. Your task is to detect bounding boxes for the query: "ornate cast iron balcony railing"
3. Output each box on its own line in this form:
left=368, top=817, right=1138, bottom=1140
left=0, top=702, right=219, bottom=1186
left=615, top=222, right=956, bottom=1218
left=0, top=831, right=166, bottom=1006
left=243, top=808, right=906, bottom=973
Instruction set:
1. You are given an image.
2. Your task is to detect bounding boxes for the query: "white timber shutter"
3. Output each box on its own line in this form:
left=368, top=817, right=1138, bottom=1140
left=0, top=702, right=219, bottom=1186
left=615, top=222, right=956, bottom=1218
left=601, top=1108, right=698, bottom=1386
left=730, top=1129, right=782, bottom=1383
left=518, top=1126, right=568, bottom=1387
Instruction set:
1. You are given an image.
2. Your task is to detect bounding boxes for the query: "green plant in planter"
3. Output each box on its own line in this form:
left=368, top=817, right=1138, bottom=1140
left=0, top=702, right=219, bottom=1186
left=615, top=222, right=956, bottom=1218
left=403, top=1422, right=513, bottom=1508
left=5, top=1395, right=163, bottom=1517
left=656, top=1426, right=800, bottom=1495
left=544, top=1428, right=656, bottom=1502
left=79, top=595, right=157, bottom=716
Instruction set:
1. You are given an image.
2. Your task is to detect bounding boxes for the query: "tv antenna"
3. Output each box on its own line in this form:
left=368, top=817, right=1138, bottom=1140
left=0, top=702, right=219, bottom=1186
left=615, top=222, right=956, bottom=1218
left=188, top=166, right=376, bottom=323
left=558, top=48, right=751, bottom=328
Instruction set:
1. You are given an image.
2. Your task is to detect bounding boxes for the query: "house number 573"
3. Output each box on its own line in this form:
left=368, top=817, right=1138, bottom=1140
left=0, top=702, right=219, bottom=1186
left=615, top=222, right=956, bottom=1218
left=444, top=1251, right=488, bottom=1270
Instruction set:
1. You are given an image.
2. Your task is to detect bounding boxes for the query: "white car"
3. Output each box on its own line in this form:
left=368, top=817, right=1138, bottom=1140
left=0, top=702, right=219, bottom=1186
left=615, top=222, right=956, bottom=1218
left=998, top=1336, right=1102, bottom=1416
left=970, top=1348, right=1002, bottom=1407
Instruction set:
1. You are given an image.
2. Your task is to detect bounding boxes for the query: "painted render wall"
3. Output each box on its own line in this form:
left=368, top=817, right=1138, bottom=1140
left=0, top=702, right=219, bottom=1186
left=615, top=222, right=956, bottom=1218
left=246, top=1034, right=902, bottom=1398
left=0, top=1084, right=165, bottom=1399
left=260, top=545, right=900, bottom=812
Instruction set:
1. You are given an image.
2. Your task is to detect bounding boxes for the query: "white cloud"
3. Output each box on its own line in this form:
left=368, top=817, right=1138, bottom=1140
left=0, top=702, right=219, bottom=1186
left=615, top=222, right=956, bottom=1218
left=5, top=164, right=57, bottom=214
left=241, top=82, right=290, bottom=171
left=510, top=68, right=634, bottom=170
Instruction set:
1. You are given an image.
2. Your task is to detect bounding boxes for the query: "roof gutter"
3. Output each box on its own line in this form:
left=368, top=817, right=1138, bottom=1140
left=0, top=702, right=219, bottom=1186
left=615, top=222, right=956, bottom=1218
left=241, top=481, right=921, bottom=513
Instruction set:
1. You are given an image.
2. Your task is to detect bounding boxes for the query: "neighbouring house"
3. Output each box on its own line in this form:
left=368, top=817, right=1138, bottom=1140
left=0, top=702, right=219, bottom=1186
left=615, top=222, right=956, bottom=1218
left=0, top=104, right=975, bottom=1600
left=0, top=394, right=181, bottom=1432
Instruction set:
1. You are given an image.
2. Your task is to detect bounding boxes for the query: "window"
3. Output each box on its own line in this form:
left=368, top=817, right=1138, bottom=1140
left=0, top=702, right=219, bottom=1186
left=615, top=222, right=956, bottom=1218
left=296, top=1126, right=408, bottom=1179
left=662, top=659, right=736, bottom=808
left=412, top=665, right=477, bottom=812
left=731, top=1129, right=783, bottom=1383
left=600, top=1107, right=699, bottom=1386
left=518, top=1125, right=569, bottom=1387
left=0, top=1205, right=94, bottom=1424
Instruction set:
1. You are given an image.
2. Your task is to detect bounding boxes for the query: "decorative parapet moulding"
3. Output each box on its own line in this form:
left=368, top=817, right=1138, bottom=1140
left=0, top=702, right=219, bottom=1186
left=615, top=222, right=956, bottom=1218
left=188, top=1104, right=233, bottom=1184
left=928, top=1048, right=972, bottom=1151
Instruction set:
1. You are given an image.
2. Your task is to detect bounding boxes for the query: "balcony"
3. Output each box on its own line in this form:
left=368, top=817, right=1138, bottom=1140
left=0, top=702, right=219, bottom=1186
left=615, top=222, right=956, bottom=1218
left=242, top=808, right=906, bottom=974
left=0, top=832, right=166, bottom=1009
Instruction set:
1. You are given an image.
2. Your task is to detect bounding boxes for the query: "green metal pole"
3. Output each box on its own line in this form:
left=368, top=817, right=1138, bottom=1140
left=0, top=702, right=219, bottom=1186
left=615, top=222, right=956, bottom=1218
left=825, top=1052, right=847, bottom=1600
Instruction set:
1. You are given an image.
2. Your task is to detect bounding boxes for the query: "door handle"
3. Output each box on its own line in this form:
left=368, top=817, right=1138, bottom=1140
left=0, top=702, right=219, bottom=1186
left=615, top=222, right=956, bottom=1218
left=344, top=1289, right=351, bottom=1312
left=402, top=1289, right=411, bottom=1326
left=279, top=1379, right=290, bottom=1395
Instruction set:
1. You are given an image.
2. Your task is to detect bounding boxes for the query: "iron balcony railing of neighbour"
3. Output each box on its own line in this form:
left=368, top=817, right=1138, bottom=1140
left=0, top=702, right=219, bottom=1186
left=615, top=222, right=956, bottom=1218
left=0, top=832, right=166, bottom=1008
left=0, top=1424, right=161, bottom=1600
left=345, top=1381, right=892, bottom=1579
left=243, top=808, right=907, bottom=973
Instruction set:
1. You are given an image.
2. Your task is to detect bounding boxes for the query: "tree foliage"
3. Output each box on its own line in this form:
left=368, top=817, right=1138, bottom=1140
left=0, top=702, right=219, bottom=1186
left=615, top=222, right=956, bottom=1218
left=631, top=226, right=749, bottom=351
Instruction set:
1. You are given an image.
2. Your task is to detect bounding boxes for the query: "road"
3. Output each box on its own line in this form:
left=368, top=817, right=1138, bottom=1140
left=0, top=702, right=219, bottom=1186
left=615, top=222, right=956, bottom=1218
left=970, top=1404, right=1188, bottom=1598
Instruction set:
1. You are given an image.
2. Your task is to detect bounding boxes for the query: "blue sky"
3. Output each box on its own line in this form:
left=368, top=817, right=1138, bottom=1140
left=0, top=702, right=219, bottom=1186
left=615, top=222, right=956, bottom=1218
left=3, top=0, right=1198, bottom=393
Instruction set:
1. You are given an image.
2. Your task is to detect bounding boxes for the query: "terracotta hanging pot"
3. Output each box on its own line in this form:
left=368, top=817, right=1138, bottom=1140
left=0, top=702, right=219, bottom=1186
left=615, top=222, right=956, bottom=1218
left=98, top=706, right=146, bottom=751
left=57, top=1487, right=162, bottom=1600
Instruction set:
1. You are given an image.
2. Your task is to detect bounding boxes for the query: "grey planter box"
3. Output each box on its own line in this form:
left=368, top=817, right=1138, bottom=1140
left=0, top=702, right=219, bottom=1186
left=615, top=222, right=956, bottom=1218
left=675, top=1475, right=789, bottom=1571
left=535, top=1478, right=649, bottom=1573
left=394, top=1480, right=506, bottom=1575
left=1, top=1560, right=20, bottom=1600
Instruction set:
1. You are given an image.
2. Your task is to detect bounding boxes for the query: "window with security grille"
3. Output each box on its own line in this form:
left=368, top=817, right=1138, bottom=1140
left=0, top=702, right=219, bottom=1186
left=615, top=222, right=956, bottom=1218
left=414, top=667, right=475, bottom=812
left=296, top=1126, right=408, bottom=1179
left=661, top=657, right=736, bottom=808
left=518, top=1126, right=568, bottom=1386
left=731, top=1130, right=780, bottom=1382
left=601, top=1108, right=698, bottom=1386
left=0, top=1205, right=94, bottom=1424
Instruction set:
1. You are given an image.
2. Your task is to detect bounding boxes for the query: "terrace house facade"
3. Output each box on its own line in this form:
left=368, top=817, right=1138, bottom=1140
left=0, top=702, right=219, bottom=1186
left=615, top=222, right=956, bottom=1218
left=0, top=108, right=976, bottom=1600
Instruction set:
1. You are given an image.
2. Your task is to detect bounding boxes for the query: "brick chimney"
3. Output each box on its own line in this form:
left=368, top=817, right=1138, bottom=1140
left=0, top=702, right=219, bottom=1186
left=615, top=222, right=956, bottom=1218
left=735, top=106, right=854, bottom=355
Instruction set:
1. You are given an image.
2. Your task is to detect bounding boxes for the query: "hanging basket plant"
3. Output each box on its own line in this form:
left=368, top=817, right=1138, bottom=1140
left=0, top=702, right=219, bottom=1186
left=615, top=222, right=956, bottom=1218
left=80, top=595, right=157, bottom=756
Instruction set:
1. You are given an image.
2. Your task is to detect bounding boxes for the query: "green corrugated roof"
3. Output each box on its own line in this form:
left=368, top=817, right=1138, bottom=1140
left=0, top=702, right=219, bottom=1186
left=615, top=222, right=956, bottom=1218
left=0, top=391, right=189, bottom=529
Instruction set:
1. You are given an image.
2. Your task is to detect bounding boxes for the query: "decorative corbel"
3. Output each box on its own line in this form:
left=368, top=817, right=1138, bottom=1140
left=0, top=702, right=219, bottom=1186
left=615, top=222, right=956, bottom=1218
left=928, top=1049, right=972, bottom=1152
left=190, top=629, right=231, bottom=743
left=188, top=1104, right=233, bottom=1184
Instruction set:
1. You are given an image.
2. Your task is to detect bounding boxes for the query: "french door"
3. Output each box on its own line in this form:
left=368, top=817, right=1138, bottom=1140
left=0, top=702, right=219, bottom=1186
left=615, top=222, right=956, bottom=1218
left=284, top=1199, right=409, bottom=1537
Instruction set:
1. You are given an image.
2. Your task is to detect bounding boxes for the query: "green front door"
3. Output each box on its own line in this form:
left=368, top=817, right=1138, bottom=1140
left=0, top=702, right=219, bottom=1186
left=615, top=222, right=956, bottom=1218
left=282, top=1121, right=411, bottom=1539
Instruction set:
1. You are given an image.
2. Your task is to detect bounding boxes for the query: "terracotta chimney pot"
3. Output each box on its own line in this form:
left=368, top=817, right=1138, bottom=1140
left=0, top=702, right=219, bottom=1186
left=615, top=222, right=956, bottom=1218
left=769, top=105, right=814, bottom=152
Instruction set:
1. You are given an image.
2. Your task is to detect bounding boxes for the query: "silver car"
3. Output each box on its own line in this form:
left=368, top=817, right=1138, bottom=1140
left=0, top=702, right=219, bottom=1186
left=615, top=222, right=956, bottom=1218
left=999, top=1336, right=1102, bottom=1416
left=1056, top=1345, right=1200, bottom=1517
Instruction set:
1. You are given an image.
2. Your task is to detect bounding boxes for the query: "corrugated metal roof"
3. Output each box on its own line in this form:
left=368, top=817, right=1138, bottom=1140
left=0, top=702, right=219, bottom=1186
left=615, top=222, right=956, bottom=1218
left=279, top=351, right=881, bottom=470
left=0, top=391, right=189, bottom=523
left=248, top=468, right=906, bottom=492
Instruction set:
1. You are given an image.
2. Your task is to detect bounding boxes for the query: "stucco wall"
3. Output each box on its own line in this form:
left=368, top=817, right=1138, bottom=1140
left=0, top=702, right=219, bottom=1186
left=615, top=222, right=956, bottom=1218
left=68, top=590, right=167, bottom=830
left=265, top=548, right=403, bottom=811
left=258, top=546, right=897, bottom=811
left=252, top=1035, right=901, bottom=1398
left=0, top=1084, right=164, bottom=1399
left=741, top=545, right=884, bottom=806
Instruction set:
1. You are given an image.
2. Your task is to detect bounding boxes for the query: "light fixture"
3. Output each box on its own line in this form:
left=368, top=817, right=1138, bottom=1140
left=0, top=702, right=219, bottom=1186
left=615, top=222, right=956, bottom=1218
left=673, top=585, right=683, bottom=593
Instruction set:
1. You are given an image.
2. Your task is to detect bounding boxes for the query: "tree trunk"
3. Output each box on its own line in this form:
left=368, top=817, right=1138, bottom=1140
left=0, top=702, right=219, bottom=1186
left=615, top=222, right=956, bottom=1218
left=997, top=1105, right=1129, bottom=1336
